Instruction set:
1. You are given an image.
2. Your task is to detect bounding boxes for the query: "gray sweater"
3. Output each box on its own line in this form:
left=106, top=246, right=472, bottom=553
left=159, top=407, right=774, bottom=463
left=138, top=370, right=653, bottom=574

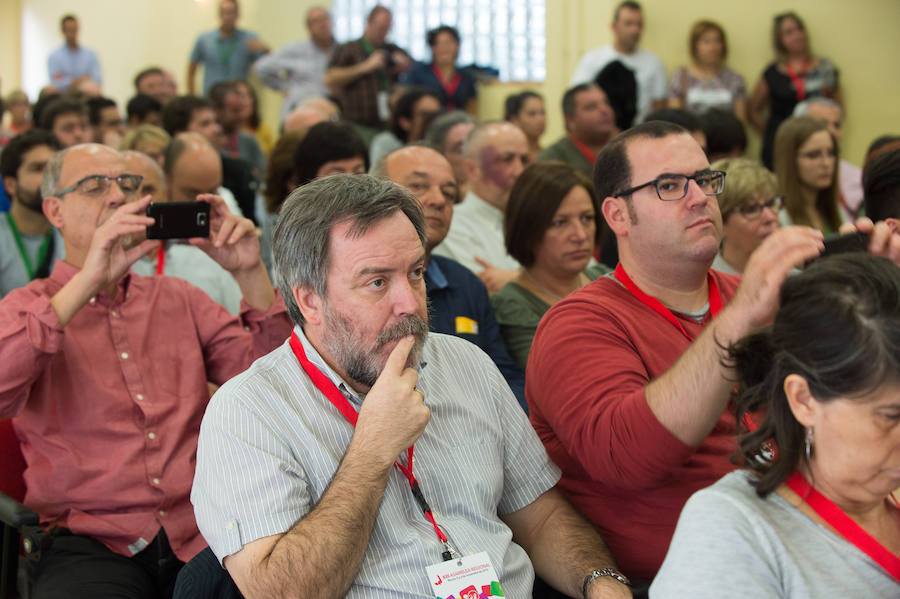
left=650, top=470, right=899, bottom=598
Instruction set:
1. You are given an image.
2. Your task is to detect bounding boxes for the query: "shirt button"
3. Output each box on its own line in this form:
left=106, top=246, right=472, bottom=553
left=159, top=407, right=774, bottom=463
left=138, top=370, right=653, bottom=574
left=244, top=326, right=251, bottom=332
left=121, top=352, right=129, bottom=360
left=159, top=510, right=166, bottom=517
left=111, top=310, right=118, bottom=317
left=152, top=478, right=160, bottom=485
left=89, top=297, right=96, bottom=304
left=148, top=432, right=156, bottom=440
left=226, top=522, right=234, bottom=530
left=136, top=394, right=144, bottom=401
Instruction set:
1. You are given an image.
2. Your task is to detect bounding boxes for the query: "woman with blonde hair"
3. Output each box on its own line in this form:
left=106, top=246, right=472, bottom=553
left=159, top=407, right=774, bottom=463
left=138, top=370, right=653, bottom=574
left=774, top=115, right=841, bottom=233
left=119, top=124, right=170, bottom=167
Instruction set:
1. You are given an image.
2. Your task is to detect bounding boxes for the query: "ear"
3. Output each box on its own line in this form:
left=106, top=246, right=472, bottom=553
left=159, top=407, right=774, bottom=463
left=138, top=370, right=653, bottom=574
left=601, top=196, right=630, bottom=237
left=43, top=195, right=64, bottom=229
left=463, top=156, right=479, bottom=182
left=293, top=286, right=324, bottom=327
left=783, top=373, right=818, bottom=428
left=398, top=116, right=412, bottom=133
left=2, top=177, right=16, bottom=199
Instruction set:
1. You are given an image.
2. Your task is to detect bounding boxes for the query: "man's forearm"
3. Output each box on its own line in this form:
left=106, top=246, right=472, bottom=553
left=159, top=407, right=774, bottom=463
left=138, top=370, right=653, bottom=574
left=324, top=63, right=369, bottom=90
left=232, top=262, right=276, bottom=311
left=239, top=440, right=393, bottom=598
left=644, top=304, right=751, bottom=447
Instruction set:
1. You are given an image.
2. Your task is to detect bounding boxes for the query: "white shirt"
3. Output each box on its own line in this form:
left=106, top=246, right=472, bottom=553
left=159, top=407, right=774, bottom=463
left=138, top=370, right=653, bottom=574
left=570, top=44, right=667, bottom=123
left=432, top=191, right=521, bottom=274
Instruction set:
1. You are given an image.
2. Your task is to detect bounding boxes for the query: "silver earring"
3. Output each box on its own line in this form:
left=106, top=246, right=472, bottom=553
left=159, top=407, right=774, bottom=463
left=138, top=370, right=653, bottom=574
left=805, top=427, right=814, bottom=461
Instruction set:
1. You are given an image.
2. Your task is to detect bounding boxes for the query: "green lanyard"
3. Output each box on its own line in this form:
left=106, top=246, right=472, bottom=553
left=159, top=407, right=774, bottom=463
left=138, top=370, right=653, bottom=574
left=6, top=212, right=52, bottom=281
left=360, top=37, right=389, bottom=91
left=216, top=35, right=238, bottom=69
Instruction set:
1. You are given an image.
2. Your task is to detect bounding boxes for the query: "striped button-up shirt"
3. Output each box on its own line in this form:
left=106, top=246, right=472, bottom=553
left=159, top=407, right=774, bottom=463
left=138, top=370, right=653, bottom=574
left=192, top=327, right=560, bottom=596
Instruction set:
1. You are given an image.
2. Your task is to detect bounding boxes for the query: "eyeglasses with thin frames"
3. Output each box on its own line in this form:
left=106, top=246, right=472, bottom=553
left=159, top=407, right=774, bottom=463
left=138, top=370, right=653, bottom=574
left=733, top=195, right=783, bottom=221
left=615, top=170, right=726, bottom=202
left=55, top=174, right=143, bottom=198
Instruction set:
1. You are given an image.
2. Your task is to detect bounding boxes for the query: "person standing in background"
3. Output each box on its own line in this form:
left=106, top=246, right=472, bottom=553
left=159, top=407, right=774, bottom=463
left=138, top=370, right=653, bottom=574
left=47, top=14, right=102, bottom=91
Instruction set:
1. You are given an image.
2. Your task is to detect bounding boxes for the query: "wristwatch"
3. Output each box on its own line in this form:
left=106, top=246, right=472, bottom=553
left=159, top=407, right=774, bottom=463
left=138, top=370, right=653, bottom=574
left=583, top=568, right=631, bottom=597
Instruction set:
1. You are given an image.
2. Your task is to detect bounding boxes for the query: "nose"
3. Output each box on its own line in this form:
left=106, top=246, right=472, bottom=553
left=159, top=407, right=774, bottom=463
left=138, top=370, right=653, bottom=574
left=511, top=156, right=527, bottom=180
left=421, top=185, right=446, bottom=210
left=570, top=219, right=589, bottom=242
left=684, top=178, right=709, bottom=207
left=392, top=277, right=421, bottom=317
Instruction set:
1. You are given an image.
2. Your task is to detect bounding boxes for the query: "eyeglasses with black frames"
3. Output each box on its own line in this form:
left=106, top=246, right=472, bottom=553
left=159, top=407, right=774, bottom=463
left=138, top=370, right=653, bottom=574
left=615, top=170, right=726, bottom=202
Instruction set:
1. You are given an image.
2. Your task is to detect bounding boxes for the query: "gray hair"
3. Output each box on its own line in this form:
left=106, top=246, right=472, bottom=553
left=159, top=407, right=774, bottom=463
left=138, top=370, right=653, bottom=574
left=272, top=174, right=426, bottom=325
left=793, top=97, right=843, bottom=119
left=40, top=146, right=77, bottom=198
left=423, top=110, right=477, bottom=152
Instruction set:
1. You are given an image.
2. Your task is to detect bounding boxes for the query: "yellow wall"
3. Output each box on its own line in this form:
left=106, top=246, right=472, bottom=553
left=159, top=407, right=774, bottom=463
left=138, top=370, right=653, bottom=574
left=5, top=0, right=898, bottom=165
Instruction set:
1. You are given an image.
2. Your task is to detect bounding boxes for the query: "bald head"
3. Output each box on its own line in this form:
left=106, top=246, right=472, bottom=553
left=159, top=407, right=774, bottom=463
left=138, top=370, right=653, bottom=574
left=463, top=121, right=530, bottom=209
left=283, top=104, right=329, bottom=133
left=305, top=6, right=333, bottom=46
left=122, top=150, right=166, bottom=205
left=166, top=132, right=222, bottom=203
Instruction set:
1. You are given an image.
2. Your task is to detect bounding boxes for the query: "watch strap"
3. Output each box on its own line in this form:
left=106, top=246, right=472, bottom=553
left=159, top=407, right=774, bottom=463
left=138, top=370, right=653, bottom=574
left=583, top=567, right=631, bottom=597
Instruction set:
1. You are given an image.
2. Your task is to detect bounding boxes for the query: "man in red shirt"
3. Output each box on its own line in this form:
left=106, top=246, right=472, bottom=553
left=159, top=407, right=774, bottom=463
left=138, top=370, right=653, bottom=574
left=526, top=121, right=829, bottom=585
left=0, top=143, right=290, bottom=597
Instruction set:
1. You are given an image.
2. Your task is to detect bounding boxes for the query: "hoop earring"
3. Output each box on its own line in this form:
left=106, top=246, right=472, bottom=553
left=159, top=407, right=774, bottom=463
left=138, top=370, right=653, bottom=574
left=805, top=427, right=814, bottom=462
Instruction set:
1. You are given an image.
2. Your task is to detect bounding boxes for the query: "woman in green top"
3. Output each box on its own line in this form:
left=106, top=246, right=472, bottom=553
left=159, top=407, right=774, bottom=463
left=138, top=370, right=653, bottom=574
left=490, top=161, right=609, bottom=369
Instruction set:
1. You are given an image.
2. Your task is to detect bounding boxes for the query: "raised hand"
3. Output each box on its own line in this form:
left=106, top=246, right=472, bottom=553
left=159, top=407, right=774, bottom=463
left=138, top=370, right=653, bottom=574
left=353, top=336, right=430, bottom=465
left=190, top=194, right=262, bottom=275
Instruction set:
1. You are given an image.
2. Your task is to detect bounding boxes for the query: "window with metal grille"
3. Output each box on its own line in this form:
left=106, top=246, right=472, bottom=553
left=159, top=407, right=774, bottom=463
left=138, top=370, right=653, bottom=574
left=332, top=0, right=546, bottom=82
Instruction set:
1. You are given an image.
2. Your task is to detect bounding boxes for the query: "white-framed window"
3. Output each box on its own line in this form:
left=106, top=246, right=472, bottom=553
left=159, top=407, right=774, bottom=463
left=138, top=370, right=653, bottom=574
left=332, top=0, right=546, bottom=82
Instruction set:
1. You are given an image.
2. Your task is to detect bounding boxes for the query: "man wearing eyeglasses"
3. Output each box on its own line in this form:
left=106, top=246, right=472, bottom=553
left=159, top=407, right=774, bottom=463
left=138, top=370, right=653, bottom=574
left=0, top=143, right=291, bottom=597
left=525, top=121, right=828, bottom=586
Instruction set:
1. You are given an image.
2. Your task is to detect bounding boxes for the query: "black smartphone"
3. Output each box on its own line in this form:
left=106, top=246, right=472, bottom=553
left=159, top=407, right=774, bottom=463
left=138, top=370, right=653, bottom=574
left=146, top=202, right=210, bottom=240
left=819, top=231, right=870, bottom=259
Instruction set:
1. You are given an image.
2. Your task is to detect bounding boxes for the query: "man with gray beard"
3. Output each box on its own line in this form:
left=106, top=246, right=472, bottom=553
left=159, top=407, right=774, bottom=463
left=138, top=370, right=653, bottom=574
left=191, top=174, right=631, bottom=599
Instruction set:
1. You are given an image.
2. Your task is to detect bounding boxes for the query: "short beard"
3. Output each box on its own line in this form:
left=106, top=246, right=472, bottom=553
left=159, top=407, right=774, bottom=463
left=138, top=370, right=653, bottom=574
left=16, top=186, right=45, bottom=215
left=323, top=304, right=429, bottom=390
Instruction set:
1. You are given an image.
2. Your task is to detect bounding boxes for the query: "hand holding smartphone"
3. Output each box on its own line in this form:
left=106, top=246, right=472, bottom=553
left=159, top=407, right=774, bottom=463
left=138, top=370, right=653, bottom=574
left=146, top=202, right=210, bottom=240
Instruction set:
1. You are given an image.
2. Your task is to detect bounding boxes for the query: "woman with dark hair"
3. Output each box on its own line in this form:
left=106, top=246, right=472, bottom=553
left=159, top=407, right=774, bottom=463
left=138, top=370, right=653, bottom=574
left=749, top=11, right=841, bottom=169
left=774, top=115, right=842, bottom=232
left=652, top=253, right=900, bottom=597
left=403, top=25, right=478, bottom=114
left=293, top=121, right=368, bottom=186
left=490, top=162, right=609, bottom=368
left=233, top=79, right=276, bottom=156
left=369, top=86, right=441, bottom=164
left=504, top=91, right=546, bottom=162
left=668, top=20, right=746, bottom=120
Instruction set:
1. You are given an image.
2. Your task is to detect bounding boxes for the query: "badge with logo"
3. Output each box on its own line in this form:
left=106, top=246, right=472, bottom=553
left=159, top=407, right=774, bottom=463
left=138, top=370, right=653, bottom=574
left=426, top=551, right=504, bottom=599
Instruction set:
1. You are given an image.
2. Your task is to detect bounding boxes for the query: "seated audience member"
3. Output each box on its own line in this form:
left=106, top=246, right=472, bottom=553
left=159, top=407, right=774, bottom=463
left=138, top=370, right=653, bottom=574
left=748, top=11, right=840, bottom=169
left=863, top=145, right=900, bottom=227
left=190, top=174, right=631, bottom=599
left=491, top=162, right=608, bottom=369
left=652, top=253, right=900, bottom=598
left=701, top=108, right=747, bottom=162
left=0, top=143, right=291, bottom=597
left=403, top=25, right=478, bottom=113
left=793, top=97, right=863, bottom=221
left=370, top=87, right=442, bottom=164
left=260, top=130, right=307, bottom=271
left=281, top=98, right=332, bottom=133
left=292, top=121, right=369, bottom=186
left=595, top=60, right=638, bottom=132
left=119, top=124, right=170, bottom=167
left=536, top=84, right=617, bottom=180
left=644, top=108, right=707, bottom=153
left=2, top=90, right=33, bottom=137
left=710, top=157, right=781, bottom=274
left=775, top=115, right=842, bottom=232
left=667, top=20, right=747, bottom=120
left=865, top=136, right=900, bottom=166
left=373, top=144, right=527, bottom=409
left=134, top=67, right=173, bottom=105
left=423, top=110, right=476, bottom=199
left=526, top=121, right=830, bottom=584
left=0, top=130, right=63, bottom=298
left=433, top=121, right=530, bottom=292
left=505, top=91, right=546, bottom=162
left=126, top=135, right=243, bottom=314
left=86, top=96, right=126, bottom=147
left=39, top=96, right=89, bottom=148
left=209, top=81, right=267, bottom=179
left=232, top=80, right=275, bottom=156
left=30, top=90, right=62, bottom=133
left=126, top=94, right=163, bottom=129
left=162, top=95, right=254, bottom=219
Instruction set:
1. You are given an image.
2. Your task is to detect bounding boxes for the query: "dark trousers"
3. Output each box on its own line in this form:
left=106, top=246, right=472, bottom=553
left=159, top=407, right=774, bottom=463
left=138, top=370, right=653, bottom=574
left=31, top=527, right=184, bottom=599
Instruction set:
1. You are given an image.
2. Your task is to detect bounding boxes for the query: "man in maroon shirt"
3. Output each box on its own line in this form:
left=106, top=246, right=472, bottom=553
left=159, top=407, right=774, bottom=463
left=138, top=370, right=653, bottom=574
left=0, top=143, right=290, bottom=597
left=525, top=121, right=832, bottom=585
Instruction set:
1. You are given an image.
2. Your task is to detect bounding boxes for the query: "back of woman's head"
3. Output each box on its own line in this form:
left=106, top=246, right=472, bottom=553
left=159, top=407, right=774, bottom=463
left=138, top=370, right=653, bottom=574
left=293, top=121, right=368, bottom=186
left=773, top=116, right=840, bottom=230
left=730, top=253, right=900, bottom=495
left=264, top=130, right=307, bottom=214
left=504, top=161, right=597, bottom=266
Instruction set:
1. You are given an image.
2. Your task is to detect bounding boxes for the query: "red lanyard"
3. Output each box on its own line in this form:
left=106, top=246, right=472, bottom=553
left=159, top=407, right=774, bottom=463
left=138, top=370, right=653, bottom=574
left=569, top=134, right=597, bottom=166
left=786, top=472, right=900, bottom=581
left=155, top=243, right=166, bottom=276
left=613, top=263, right=722, bottom=343
left=431, top=64, right=461, bottom=110
left=786, top=57, right=811, bottom=101
left=288, top=331, right=454, bottom=558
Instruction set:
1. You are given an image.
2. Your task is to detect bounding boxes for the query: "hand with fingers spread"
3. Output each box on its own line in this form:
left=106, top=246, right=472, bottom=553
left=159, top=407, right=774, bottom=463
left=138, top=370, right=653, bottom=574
left=79, top=194, right=159, bottom=294
left=352, top=336, right=430, bottom=466
left=840, top=217, right=900, bottom=264
left=728, top=225, right=824, bottom=330
left=189, top=194, right=263, bottom=275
